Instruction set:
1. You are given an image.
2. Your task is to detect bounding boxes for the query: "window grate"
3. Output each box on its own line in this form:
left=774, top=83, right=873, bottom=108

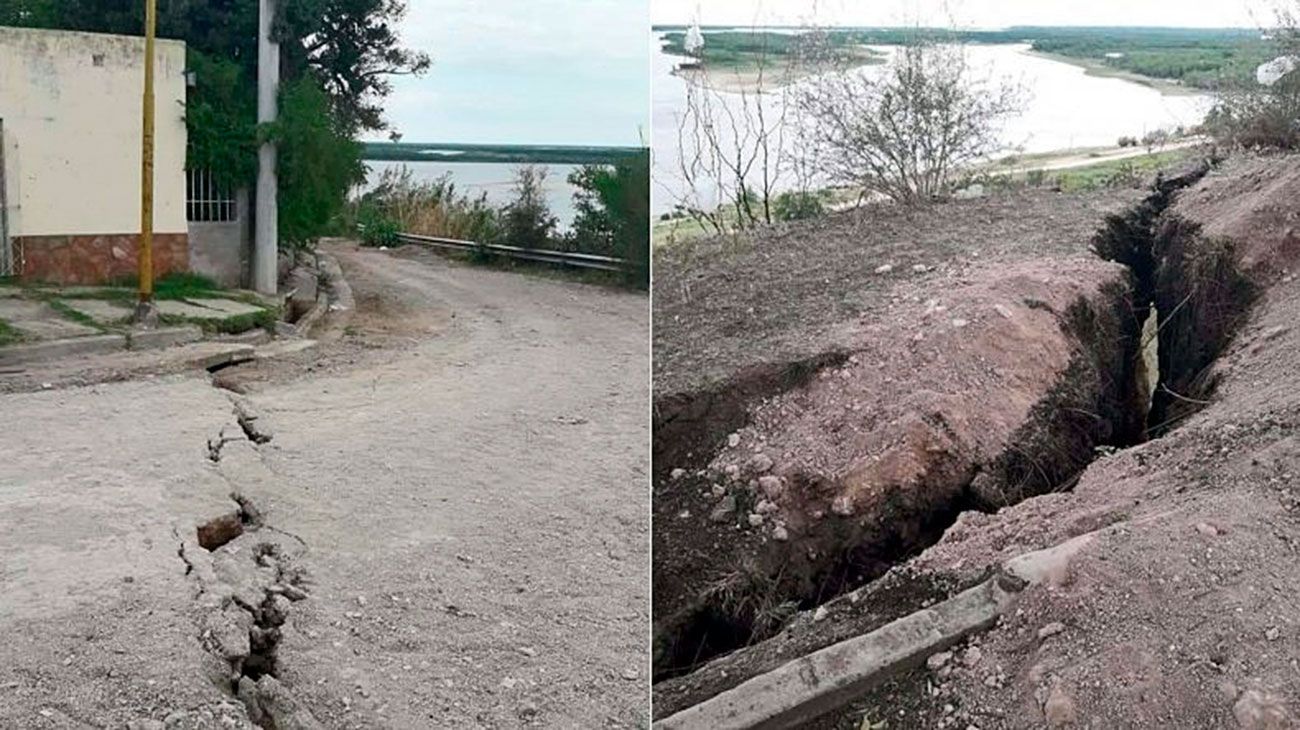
left=187, top=168, right=237, bottom=223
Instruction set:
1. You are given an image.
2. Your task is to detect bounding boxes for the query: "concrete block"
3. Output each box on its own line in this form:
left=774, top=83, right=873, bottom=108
left=215, top=329, right=272, bottom=346
left=655, top=577, right=1020, bottom=730
left=126, top=325, right=203, bottom=351
left=0, top=334, right=126, bottom=366
left=185, top=344, right=256, bottom=371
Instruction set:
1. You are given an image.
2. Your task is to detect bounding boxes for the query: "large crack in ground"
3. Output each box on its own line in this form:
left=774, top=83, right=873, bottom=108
left=180, top=400, right=322, bottom=729
left=654, top=160, right=1260, bottom=693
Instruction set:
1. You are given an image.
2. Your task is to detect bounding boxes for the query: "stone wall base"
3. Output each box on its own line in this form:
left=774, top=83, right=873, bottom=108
left=15, top=233, right=189, bottom=285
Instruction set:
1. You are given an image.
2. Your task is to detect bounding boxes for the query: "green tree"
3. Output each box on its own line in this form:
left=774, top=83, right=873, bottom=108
left=502, top=166, right=557, bottom=250
left=567, top=151, right=650, bottom=288
left=273, top=79, right=364, bottom=246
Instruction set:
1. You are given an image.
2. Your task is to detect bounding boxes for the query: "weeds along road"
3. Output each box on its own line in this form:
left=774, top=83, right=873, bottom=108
left=0, top=241, right=650, bottom=728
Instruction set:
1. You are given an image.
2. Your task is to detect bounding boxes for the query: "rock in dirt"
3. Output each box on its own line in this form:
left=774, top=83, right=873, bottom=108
left=926, top=651, right=953, bottom=671
left=255, top=675, right=324, bottom=730
left=1044, top=682, right=1078, bottom=727
left=709, top=496, right=737, bottom=523
left=1232, top=689, right=1294, bottom=730
left=517, top=700, right=540, bottom=720
left=196, top=512, right=244, bottom=551
left=1038, top=622, right=1066, bottom=639
left=758, top=475, right=784, bottom=499
left=748, top=453, right=774, bottom=473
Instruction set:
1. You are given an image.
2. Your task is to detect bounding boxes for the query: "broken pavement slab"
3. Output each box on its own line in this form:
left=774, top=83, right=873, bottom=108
left=187, top=343, right=256, bottom=370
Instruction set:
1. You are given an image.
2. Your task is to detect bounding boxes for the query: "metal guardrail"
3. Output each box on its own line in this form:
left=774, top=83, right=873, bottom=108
left=366, top=228, right=629, bottom=273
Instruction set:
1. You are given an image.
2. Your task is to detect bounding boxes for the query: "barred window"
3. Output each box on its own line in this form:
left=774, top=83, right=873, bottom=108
left=187, top=168, right=237, bottom=222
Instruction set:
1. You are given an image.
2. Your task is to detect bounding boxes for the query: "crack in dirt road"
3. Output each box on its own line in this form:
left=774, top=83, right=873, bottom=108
left=0, top=240, right=648, bottom=728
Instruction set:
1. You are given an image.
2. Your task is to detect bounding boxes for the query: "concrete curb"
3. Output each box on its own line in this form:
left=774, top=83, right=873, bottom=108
left=654, top=576, right=1022, bottom=730
left=0, top=334, right=127, bottom=366
left=293, top=293, right=329, bottom=336
left=126, top=325, right=204, bottom=351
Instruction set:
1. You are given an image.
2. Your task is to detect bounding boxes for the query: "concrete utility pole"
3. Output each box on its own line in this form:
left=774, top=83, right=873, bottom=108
left=253, top=0, right=280, bottom=295
left=134, top=0, right=159, bottom=324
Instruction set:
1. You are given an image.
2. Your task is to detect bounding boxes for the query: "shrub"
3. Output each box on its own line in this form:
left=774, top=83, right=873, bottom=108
left=1204, top=73, right=1300, bottom=150
left=273, top=79, right=366, bottom=248
left=358, top=211, right=401, bottom=247
left=772, top=191, right=826, bottom=221
left=795, top=40, right=1026, bottom=205
left=565, top=151, right=651, bottom=287
left=501, top=165, right=558, bottom=250
left=354, top=167, right=501, bottom=244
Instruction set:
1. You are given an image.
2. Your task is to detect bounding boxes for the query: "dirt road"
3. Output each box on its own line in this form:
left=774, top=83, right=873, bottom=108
left=0, top=242, right=649, bottom=728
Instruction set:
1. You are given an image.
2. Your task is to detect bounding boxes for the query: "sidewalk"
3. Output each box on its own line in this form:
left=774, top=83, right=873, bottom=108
left=0, top=283, right=276, bottom=367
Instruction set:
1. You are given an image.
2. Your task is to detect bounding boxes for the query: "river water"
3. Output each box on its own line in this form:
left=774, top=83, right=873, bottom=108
left=362, top=161, right=582, bottom=230
left=651, top=34, right=1212, bottom=217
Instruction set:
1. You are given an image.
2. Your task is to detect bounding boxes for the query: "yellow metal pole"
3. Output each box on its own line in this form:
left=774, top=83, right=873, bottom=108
left=138, top=0, right=157, bottom=305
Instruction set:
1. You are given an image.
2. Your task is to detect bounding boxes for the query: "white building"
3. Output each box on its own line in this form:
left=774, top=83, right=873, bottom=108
left=1, top=26, right=246, bottom=285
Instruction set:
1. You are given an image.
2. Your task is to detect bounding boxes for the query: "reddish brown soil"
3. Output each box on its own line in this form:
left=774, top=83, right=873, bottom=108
left=867, top=154, right=1300, bottom=730
left=653, top=187, right=1144, bottom=400
left=660, top=155, right=1300, bottom=728
left=652, top=186, right=1152, bottom=699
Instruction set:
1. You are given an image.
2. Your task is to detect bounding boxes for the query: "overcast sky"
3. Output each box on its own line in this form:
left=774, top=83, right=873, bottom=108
left=652, top=0, right=1281, bottom=29
left=378, top=0, right=649, bottom=146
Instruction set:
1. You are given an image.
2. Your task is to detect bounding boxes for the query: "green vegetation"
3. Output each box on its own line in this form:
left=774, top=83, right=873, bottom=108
left=1047, top=149, right=1197, bottom=192
left=0, top=319, right=27, bottom=347
left=160, top=307, right=278, bottom=335
left=501, top=166, right=559, bottom=251
left=1027, top=27, right=1271, bottom=90
left=43, top=299, right=106, bottom=331
left=355, top=155, right=651, bottom=289
left=1204, top=73, right=1300, bottom=150
left=273, top=80, right=365, bottom=247
left=661, top=29, right=882, bottom=73
left=354, top=168, right=503, bottom=245
left=566, top=150, right=651, bottom=288
left=659, top=26, right=1272, bottom=90
left=772, top=190, right=829, bottom=221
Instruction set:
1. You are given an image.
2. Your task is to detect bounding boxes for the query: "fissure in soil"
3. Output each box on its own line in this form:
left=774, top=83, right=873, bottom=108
left=655, top=162, right=1258, bottom=684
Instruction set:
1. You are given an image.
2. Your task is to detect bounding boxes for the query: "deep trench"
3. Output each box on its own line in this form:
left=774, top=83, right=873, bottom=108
left=655, top=163, right=1258, bottom=682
